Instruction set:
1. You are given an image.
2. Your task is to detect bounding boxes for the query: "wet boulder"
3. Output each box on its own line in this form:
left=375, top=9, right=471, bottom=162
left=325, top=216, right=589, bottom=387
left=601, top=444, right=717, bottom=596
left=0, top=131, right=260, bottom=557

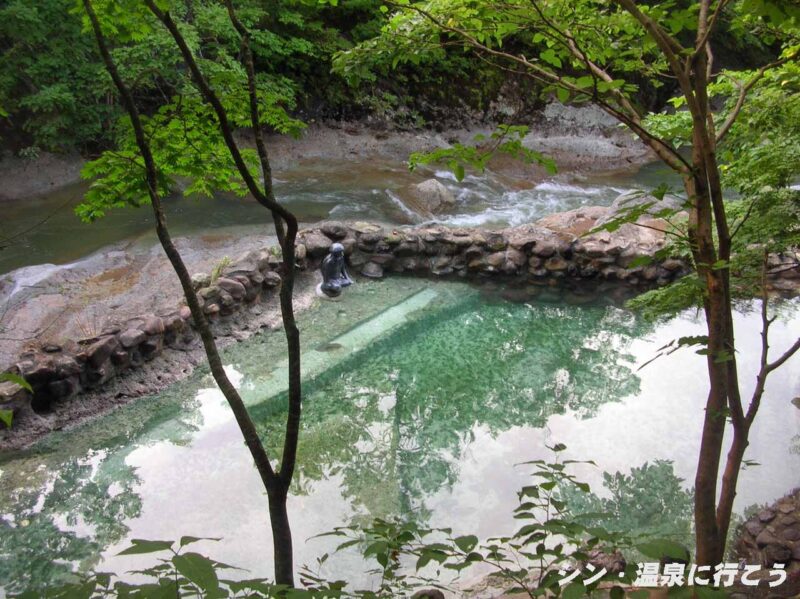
left=302, top=231, right=334, bottom=258
left=319, top=221, right=349, bottom=240
left=537, top=206, right=607, bottom=237
left=361, top=262, right=384, bottom=279
left=191, top=273, right=211, bottom=290
left=118, top=328, right=146, bottom=349
left=0, top=380, right=32, bottom=428
left=84, top=335, right=120, bottom=369
left=397, top=179, right=456, bottom=218
left=142, top=315, right=165, bottom=336
left=263, top=271, right=282, bottom=288
left=736, top=488, right=800, bottom=571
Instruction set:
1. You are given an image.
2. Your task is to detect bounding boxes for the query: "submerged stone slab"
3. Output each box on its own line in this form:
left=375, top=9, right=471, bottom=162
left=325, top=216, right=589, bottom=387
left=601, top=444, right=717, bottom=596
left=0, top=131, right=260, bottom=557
left=240, top=287, right=439, bottom=407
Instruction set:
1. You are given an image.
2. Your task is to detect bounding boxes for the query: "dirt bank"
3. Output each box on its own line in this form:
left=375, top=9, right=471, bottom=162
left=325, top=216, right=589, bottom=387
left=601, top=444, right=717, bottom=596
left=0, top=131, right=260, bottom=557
left=0, top=105, right=653, bottom=203
left=0, top=150, right=85, bottom=201
left=260, top=105, right=652, bottom=177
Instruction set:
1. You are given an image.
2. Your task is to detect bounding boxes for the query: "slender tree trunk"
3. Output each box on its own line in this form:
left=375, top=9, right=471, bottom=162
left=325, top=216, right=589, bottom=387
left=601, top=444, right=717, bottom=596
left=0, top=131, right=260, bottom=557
left=686, top=122, right=746, bottom=566
left=140, top=1, right=307, bottom=585
left=693, top=309, right=731, bottom=566
left=83, top=0, right=298, bottom=586
left=715, top=425, right=749, bottom=547
left=684, top=165, right=735, bottom=566
left=268, top=486, right=294, bottom=587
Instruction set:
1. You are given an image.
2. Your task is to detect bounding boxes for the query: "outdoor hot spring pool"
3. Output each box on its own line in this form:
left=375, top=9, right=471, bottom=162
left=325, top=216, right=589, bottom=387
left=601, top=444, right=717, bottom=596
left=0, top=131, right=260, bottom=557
left=1, top=277, right=799, bottom=593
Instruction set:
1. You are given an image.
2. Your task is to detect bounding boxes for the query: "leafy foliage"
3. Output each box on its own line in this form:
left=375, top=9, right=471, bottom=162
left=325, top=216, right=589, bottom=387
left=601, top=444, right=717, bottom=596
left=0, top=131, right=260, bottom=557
left=0, top=0, right=114, bottom=151
left=0, top=0, right=529, bottom=153
left=409, top=124, right=557, bottom=181
left=335, top=0, right=675, bottom=109
left=635, top=58, right=800, bottom=312
left=9, top=536, right=289, bottom=599
left=306, top=447, right=665, bottom=597
left=77, top=87, right=303, bottom=221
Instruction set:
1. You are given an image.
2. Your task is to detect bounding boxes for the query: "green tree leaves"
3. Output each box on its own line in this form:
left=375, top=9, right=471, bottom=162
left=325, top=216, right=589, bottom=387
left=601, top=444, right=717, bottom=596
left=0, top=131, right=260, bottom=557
left=0, top=0, right=114, bottom=150
left=408, top=124, right=556, bottom=182
left=76, top=83, right=305, bottom=222
left=116, top=539, right=174, bottom=556
left=172, top=553, right=221, bottom=596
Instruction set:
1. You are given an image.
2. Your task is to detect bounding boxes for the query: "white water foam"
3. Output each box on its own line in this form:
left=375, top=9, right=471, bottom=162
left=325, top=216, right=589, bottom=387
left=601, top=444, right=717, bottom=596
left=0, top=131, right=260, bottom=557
left=436, top=181, right=633, bottom=227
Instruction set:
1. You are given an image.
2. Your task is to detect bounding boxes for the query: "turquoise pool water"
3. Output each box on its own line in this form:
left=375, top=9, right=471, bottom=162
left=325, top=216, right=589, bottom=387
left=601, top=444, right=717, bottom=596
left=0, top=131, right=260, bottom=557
left=0, top=278, right=798, bottom=593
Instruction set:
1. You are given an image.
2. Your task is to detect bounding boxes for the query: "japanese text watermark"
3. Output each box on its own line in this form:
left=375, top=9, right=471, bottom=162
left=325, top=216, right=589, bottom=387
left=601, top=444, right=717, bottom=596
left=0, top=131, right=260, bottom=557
left=558, top=562, right=787, bottom=588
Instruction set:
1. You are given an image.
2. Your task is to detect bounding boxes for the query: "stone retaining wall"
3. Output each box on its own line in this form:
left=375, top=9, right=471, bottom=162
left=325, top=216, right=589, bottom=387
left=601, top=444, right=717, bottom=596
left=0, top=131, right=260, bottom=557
left=296, top=209, right=686, bottom=285
left=735, top=488, right=800, bottom=590
left=0, top=251, right=286, bottom=427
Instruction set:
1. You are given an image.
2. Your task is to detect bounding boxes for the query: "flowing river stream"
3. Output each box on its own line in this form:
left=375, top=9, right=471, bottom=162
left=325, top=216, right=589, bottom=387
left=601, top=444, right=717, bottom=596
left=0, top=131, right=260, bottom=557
left=0, top=159, right=677, bottom=276
left=0, top=160, right=798, bottom=594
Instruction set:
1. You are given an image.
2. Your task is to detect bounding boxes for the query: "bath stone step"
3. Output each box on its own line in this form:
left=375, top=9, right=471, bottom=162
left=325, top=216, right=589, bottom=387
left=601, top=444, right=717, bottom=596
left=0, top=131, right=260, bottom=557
left=240, top=287, right=439, bottom=406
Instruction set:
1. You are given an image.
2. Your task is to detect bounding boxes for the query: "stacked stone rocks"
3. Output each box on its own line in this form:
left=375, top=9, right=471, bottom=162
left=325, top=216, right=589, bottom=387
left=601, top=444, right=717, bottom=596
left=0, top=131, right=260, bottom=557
left=768, top=251, right=800, bottom=295
left=0, top=251, right=288, bottom=425
left=296, top=208, right=688, bottom=286
left=1, top=312, right=194, bottom=417
left=736, top=489, right=800, bottom=574
left=192, top=248, right=284, bottom=318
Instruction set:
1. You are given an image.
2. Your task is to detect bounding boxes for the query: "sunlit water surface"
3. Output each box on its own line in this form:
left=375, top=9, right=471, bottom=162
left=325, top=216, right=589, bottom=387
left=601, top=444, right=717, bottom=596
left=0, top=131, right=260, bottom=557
left=0, top=277, right=798, bottom=594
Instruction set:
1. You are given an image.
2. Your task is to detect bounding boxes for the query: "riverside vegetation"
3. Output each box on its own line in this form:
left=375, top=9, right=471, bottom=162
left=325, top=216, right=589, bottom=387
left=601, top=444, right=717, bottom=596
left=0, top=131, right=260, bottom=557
left=1, top=0, right=800, bottom=596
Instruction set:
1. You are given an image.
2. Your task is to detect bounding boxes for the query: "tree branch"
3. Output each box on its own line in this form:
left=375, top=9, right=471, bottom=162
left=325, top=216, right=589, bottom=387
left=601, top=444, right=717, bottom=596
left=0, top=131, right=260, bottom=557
left=222, top=0, right=286, bottom=247
left=390, top=1, right=692, bottom=173
left=716, top=50, right=800, bottom=144
left=142, top=0, right=298, bottom=239
left=81, top=0, right=278, bottom=487
left=695, top=0, right=732, bottom=59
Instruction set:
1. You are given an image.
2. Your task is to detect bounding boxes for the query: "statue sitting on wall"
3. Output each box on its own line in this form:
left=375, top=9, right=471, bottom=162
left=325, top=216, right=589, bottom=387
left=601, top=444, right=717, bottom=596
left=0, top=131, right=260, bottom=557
left=319, top=242, right=354, bottom=298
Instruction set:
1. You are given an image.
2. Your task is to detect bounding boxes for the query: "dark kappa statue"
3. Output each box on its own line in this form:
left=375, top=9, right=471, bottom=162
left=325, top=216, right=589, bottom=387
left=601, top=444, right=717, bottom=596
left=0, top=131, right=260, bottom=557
left=319, top=242, right=354, bottom=298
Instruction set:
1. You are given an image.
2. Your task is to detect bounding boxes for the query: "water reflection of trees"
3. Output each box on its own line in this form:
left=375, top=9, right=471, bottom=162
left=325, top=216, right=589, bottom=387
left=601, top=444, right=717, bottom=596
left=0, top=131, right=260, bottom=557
left=561, top=460, right=695, bottom=550
left=0, top=389, right=205, bottom=593
left=0, top=285, right=653, bottom=591
left=254, top=289, right=651, bottom=523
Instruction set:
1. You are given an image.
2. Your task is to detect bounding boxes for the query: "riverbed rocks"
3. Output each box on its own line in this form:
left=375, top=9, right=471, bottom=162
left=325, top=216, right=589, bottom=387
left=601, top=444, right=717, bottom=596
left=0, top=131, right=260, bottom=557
left=396, top=178, right=457, bottom=218
left=361, top=261, right=385, bottom=279
left=767, top=250, right=800, bottom=294
left=304, top=230, right=335, bottom=258
left=596, top=190, right=686, bottom=228
left=191, top=272, right=211, bottom=289
left=0, top=246, right=291, bottom=426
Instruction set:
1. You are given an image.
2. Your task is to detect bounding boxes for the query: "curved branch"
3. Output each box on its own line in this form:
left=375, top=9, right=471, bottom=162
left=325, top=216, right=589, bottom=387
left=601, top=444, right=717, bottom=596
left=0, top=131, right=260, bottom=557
left=81, top=0, right=277, bottom=488
left=222, top=0, right=286, bottom=247
left=716, top=50, right=800, bottom=144
left=391, top=1, right=691, bottom=173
